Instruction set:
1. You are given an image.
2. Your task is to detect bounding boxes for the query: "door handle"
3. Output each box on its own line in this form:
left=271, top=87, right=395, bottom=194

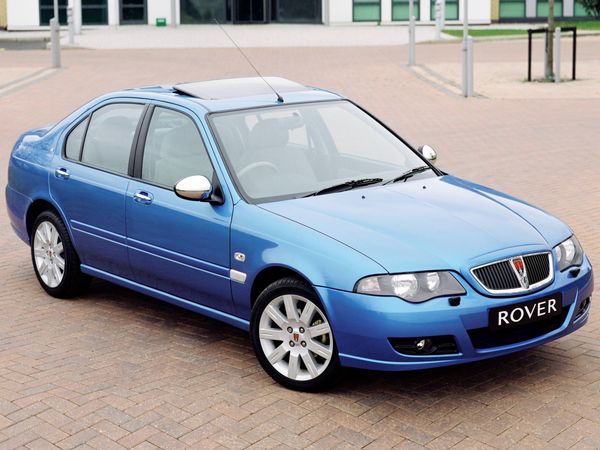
left=133, top=190, right=153, bottom=205
left=55, top=167, right=70, bottom=179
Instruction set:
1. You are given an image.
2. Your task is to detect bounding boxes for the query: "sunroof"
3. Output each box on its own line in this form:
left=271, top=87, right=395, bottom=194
left=173, top=77, right=308, bottom=100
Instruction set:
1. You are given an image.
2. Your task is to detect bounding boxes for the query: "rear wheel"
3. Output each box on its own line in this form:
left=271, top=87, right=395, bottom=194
left=31, top=211, right=90, bottom=298
left=251, top=277, right=340, bottom=391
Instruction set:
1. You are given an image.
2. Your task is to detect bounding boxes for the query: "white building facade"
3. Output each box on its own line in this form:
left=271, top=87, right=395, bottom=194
left=5, top=0, right=492, bottom=29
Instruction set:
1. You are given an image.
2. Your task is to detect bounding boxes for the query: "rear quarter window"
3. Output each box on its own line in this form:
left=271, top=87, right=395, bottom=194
left=64, top=118, right=88, bottom=161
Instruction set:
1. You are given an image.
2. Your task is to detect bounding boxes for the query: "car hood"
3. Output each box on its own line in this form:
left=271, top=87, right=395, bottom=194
left=259, top=175, right=572, bottom=276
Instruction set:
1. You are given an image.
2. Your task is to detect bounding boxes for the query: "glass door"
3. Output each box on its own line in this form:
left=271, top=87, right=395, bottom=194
left=120, top=0, right=147, bottom=24
left=234, top=0, right=267, bottom=23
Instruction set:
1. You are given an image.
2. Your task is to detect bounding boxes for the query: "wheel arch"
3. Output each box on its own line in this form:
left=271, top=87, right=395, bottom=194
left=250, top=265, right=315, bottom=309
left=26, top=198, right=69, bottom=242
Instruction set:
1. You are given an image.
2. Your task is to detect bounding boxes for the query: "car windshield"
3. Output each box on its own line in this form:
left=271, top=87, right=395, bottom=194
left=210, top=100, right=434, bottom=202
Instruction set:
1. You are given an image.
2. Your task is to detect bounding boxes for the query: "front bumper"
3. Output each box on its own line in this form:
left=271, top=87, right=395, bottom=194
left=317, top=256, right=593, bottom=371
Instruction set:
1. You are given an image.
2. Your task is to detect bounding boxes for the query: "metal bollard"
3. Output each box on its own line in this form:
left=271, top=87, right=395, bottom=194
left=171, top=0, right=177, bottom=27
left=555, top=27, right=561, bottom=83
left=467, top=36, right=474, bottom=96
left=435, top=0, right=442, bottom=40
left=50, top=17, right=61, bottom=69
left=73, top=0, right=82, bottom=34
left=409, top=15, right=416, bottom=65
left=543, top=29, right=548, bottom=77
left=67, top=8, right=75, bottom=45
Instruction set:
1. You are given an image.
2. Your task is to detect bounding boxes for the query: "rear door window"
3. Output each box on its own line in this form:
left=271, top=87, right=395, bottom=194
left=80, top=103, right=145, bottom=175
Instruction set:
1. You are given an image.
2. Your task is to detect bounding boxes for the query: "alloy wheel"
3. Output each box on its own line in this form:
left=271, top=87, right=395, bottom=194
left=33, top=221, right=65, bottom=288
left=258, top=294, right=334, bottom=381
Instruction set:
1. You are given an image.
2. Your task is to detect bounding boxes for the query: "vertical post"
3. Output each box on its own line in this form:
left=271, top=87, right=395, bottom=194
left=408, top=0, right=416, bottom=65
left=67, top=8, right=75, bottom=44
left=435, top=0, right=441, bottom=40
left=572, top=28, right=577, bottom=80
left=545, top=0, right=555, bottom=80
left=544, top=30, right=548, bottom=76
left=50, top=18, right=61, bottom=68
left=462, top=0, right=471, bottom=97
left=171, top=0, right=177, bottom=27
left=441, top=0, right=445, bottom=29
left=53, top=0, right=59, bottom=22
left=467, top=36, right=474, bottom=96
left=554, top=27, right=561, bottom=83
left=527, top=30, right=532, bottom=82
left=73, top=0, right=82, bottom=34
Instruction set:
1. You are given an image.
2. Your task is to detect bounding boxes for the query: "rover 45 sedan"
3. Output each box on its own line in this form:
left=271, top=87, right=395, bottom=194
left=6, top=77, right=594, bottom=390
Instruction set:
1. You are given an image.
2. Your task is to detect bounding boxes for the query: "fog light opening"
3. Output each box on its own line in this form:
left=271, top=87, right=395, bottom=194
left=575, top=297, right=591, bottom=320
left=415, top=338, right=433, bottom=353
left=389, top=336, right=458, bottom=356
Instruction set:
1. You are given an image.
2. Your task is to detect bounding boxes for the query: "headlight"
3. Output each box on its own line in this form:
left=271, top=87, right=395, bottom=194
left=555, top=235, right=584, bottom=271
left=355, top=271, right=466, bottom=303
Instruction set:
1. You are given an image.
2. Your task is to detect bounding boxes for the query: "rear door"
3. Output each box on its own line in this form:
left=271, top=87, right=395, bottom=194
left=125, top=104, right=234, bottom=313
left=50, top=101, right=146, bottom=277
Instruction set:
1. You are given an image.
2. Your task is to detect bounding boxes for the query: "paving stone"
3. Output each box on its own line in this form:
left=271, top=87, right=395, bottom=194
left=0, top=38, right=599, bottom=450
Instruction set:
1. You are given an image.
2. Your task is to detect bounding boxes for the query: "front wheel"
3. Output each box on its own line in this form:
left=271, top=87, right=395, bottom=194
left=251, top=277, right=341, bottom=391
left=31, top=210, right=90, bottom=298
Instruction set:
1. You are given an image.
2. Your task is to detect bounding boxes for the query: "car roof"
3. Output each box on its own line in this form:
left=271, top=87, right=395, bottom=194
left=123, top=77, right=343, bottom=113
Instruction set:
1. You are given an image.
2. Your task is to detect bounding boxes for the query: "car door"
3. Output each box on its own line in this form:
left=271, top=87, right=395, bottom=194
left=50, top=102, right=146, bottom=277
left=125, top=104, right=234, bottom=314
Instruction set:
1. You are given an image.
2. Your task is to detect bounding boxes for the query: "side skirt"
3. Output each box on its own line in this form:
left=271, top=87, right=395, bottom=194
left=81, top=264, right=250, bottom=331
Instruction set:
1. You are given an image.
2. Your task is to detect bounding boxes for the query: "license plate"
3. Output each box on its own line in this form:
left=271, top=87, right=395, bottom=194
left=489, top=294, right=562, bottom=331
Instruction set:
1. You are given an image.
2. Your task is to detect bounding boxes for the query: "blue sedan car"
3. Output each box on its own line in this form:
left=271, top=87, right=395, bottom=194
left=5, top=77, right=594, bottom=390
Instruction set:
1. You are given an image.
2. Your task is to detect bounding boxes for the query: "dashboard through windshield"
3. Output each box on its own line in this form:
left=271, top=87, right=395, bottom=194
left=210, top=100, right=434, bottom=203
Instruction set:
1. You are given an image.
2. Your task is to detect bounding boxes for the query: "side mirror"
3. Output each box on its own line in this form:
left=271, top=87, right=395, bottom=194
left=174, top=175, right=212, bottom=201
left=418, top=144, right=437, bottom=165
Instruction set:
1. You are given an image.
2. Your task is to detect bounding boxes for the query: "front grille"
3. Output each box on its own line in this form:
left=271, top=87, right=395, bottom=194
left=471, top=252, right=553, bottom=294
left=468, top=308, right=569, bottom=349
left=523, top=253, right=551, bottom=285
left=473, top=260, right=519, bottom=291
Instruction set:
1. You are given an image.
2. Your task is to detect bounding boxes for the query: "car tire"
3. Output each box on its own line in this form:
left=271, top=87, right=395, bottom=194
left=31, top=210, right=91, bottom=298
left=251, top=277, right=341, bottom=391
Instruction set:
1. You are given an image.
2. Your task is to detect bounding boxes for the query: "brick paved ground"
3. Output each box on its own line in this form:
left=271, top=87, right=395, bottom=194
left=0, top=37, right=599, bottom=449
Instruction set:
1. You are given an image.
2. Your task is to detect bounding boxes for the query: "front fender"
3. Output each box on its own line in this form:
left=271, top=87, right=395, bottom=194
left=230, top=201, right=386, bottom=320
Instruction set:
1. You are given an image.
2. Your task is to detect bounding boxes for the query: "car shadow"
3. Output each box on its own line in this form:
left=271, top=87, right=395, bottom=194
left=81, top=278, right=569, bottom=396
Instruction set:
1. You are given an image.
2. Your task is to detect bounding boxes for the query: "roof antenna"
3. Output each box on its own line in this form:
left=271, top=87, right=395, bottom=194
left=213, top=19, right=284, bottom=103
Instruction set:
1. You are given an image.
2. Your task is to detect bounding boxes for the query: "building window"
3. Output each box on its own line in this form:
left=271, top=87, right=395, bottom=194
left=536, top=1, right=563, bottom=17
left=40, top=0, right=67, bottom=25
left=392, top=0, right=420, bottom=20
left=121, top=0, right=147, bottom=24
left=180, top=0, right=229, bottom=23
left=499, top=0, right=526, bottom=18
left=40, top=0, right=108, bottom=25
left=430, top=0, right=458, bottom=21
left=272, top=0, right=322, bottom=23
left=353, top=0, right=381, bottom=21
left=574, top=3, right=593, bottom=17
left=82, top=0, right=108, bottom=25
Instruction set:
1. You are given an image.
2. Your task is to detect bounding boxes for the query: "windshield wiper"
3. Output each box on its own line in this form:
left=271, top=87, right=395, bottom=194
left=303, top=178, right=383, bottom=197
left=383, top=166, right=431, bottom=185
